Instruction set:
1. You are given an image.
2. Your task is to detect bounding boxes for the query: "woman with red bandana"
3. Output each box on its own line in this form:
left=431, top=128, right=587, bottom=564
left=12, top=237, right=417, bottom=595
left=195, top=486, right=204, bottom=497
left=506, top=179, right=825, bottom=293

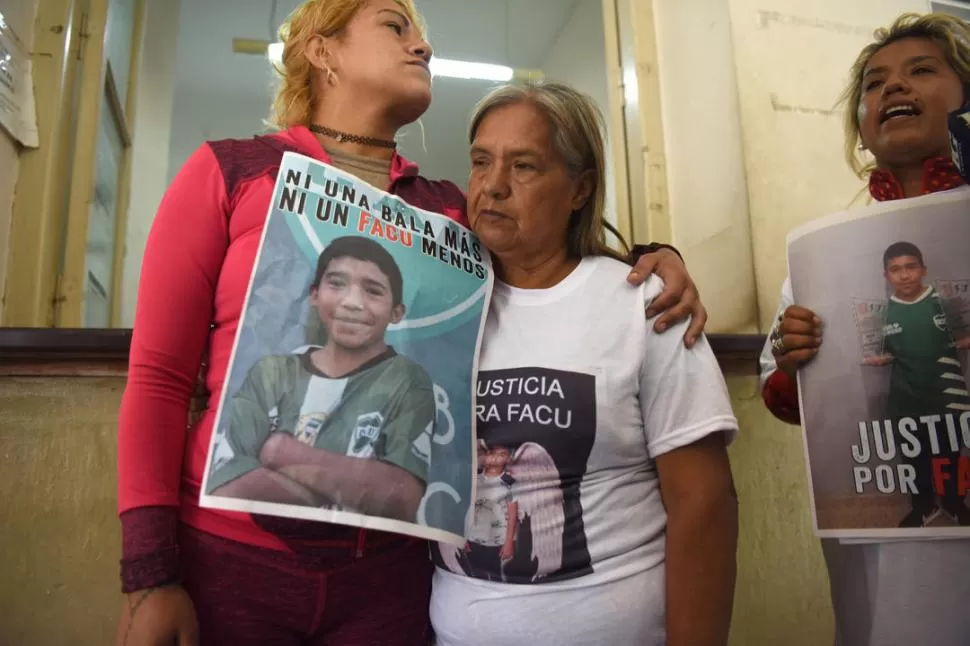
left=761, top=12, right=970, bottom=646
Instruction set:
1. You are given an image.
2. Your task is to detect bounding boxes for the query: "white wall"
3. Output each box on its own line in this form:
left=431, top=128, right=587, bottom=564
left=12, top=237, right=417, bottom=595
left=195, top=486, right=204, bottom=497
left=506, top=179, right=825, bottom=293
left=164, top=56, right=491, bottom=192
left=166, top=88, right=269, bottom=185
left=541, top=0, right=619, bottom=230
left=0, top=0, right=40, bottom=320
left=397, top=78, right=497, bottom=187
left=726, top=0, right=931, bottom=329
left=166, top=79, right=499, bottom=192
left=640, top=0, right=933, bottom=332
left=121, top=0, right=181, bottom=325
left=652, top=0, right=758, bottom=332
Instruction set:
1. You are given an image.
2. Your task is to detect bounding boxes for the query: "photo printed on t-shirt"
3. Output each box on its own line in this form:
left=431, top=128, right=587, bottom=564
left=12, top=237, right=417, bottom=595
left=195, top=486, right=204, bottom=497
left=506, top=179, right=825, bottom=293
left=434, top=367, right=596, bottom=584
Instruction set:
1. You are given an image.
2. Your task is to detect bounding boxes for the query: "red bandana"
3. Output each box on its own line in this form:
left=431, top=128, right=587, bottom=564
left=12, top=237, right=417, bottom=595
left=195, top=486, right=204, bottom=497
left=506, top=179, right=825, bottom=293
left=868, top=156, right=965, bottom=201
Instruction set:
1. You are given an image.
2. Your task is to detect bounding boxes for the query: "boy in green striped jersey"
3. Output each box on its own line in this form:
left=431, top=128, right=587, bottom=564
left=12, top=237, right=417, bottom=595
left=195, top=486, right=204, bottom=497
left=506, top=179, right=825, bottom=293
left=864, top=241, right=970, bottom=527
left=207, top=236, right=435, bottom=522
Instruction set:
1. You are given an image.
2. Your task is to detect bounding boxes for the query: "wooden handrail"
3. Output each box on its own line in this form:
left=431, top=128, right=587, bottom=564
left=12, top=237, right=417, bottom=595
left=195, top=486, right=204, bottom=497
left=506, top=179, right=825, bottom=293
left=0, top=328, right=766, bottom=375
left=0, top=328, right=132, bottom=361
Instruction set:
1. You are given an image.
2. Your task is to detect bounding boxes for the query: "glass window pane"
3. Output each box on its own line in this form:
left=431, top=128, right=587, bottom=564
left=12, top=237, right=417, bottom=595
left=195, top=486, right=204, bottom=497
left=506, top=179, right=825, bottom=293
left=83, top=93, right=124, bottom=327
left=105, top=0, right=136, bottom=105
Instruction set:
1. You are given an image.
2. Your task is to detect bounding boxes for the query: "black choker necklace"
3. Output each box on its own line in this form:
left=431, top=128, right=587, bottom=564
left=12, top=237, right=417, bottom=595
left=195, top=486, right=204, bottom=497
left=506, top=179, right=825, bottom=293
left=309, top=124, right=397, bottom=149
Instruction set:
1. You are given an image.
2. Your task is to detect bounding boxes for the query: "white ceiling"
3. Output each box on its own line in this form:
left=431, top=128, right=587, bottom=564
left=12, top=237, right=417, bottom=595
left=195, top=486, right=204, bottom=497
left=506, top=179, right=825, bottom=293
left=172, top=0, right=582, bottom=94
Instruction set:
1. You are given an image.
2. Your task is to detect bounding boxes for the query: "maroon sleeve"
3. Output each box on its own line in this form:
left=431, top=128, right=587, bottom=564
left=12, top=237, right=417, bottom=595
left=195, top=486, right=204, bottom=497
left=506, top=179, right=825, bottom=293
left=630, top=242, right=683, bottom=262
left=116, top=143, right=230, bottom=590
left=119, top=507, right=181, bottom=593
left=761, top=370, right=801, bottom=425
left=431, top=179, right=468, bottom=227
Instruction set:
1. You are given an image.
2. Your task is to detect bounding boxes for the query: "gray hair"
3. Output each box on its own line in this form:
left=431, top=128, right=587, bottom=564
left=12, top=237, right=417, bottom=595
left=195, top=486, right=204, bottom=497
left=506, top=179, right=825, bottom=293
left=468, top=81, right=628, bottom=260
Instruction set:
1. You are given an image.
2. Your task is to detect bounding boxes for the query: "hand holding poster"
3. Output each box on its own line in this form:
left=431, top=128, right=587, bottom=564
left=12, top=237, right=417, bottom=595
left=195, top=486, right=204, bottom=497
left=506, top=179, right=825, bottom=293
left=200, top=152, right=492, bottom=545
left=789, top=187, right=970, bottom=539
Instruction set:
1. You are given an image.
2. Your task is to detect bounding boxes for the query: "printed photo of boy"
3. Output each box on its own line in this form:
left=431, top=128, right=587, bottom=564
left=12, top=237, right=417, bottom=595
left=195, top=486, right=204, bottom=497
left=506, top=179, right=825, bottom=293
left=206, top=236, right=436, bottom=523
left=863, top=241, right=970, bottom=528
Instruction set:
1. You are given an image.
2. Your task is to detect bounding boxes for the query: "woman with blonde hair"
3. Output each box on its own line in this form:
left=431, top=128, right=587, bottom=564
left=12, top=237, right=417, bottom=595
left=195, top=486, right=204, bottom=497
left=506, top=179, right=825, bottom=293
left=114, top=1, right=707, bottom=644
left=430, top=82, right=739, bottom=646
left=761, top=12, right=970, bottom=646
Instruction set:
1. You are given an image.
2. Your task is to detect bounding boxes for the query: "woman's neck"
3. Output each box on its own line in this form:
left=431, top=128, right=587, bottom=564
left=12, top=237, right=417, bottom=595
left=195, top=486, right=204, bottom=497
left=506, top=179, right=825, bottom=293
left=311, top=97, right=399, bottom=160
left=883, top=162, right=925, bottom=199
left=495, top=248, right=579, bottom=289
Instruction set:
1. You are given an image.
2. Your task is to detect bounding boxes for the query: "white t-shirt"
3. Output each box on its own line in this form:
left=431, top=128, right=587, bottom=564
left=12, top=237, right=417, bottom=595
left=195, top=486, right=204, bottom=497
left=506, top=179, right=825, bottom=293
left=430, top=256, right=739, bottom=645
left=763, top=278, right=970, bottom=646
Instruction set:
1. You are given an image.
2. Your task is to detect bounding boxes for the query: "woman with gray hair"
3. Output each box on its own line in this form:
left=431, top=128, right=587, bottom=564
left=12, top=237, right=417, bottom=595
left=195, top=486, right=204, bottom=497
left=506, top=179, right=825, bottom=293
left=430, top=81, right=740, bottom=646
left=115, top=0, right=710, bottom=642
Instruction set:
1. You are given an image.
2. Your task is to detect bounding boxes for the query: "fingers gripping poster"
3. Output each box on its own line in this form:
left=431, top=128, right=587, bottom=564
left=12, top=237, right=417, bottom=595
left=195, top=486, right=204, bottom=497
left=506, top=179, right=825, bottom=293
left=788, top=187, right=970, bottom=539
left=200, top=152, right=492, bottom=545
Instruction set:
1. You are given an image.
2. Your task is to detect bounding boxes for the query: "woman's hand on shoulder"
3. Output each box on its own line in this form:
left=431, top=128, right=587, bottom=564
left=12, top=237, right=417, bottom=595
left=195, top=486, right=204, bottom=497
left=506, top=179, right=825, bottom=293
left=116, top=584, right=198, bottom=646
left=627, top=248, right=707, bottom=348
left=770, top=305, right=823, bottom=378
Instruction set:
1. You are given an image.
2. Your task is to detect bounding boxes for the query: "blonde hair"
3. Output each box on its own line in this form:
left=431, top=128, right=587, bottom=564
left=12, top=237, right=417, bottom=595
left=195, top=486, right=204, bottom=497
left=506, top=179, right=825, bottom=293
left=468, top=81, right=629, bottom=262
left=269, top=0, right=425, bottom=129
left=840, top=12, right=970, bottom=178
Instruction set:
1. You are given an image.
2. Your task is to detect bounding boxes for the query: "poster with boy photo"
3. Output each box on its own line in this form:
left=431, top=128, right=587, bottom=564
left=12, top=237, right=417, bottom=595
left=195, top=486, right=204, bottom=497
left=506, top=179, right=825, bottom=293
left=199, top=152, right=492, bottom=545
left=789, top=187, right=970, bottom=539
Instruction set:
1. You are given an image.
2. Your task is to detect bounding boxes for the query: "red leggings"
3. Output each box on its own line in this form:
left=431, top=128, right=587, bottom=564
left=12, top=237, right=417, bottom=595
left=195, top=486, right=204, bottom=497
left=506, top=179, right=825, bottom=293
left=179, top=525, right=433, bottom=645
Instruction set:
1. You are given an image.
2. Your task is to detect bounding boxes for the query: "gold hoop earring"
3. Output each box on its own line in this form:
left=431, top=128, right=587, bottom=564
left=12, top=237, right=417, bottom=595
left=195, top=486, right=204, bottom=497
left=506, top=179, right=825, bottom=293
left=325, top=67, right=337, bottom=86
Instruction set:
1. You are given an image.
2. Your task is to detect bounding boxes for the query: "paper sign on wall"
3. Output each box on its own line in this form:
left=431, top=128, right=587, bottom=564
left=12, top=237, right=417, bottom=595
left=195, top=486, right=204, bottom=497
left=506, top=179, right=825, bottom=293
left=0, top=10, right=38, bottom=148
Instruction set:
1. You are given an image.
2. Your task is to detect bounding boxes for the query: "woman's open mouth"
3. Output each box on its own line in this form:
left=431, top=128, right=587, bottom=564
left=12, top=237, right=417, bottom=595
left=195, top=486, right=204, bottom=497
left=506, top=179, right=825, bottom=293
left=879, top=102, right=922, bottom=125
